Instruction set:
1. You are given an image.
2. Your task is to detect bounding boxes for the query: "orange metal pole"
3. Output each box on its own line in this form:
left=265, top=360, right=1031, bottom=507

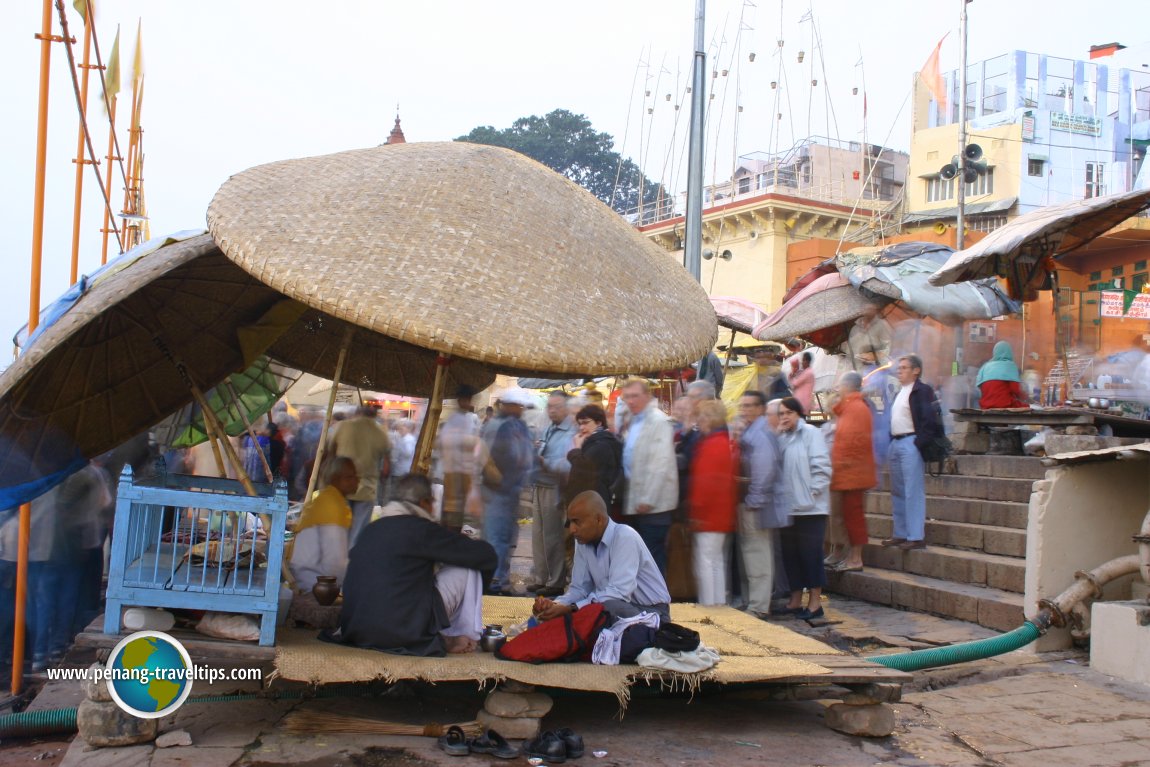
left=68, top=2, right=94, bottom=285
left=100, top=96, right=117, bottom=264
left=15, top=0, right=57, bottom=697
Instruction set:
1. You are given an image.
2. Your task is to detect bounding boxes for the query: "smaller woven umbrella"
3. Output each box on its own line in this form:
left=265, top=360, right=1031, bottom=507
left=752, top=272, right=881, bottom=349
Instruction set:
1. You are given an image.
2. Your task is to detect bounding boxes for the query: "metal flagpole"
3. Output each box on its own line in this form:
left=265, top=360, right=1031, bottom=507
left=684, top=0, right=706, bottom=283
left=956, top=0, right=969, bottom=250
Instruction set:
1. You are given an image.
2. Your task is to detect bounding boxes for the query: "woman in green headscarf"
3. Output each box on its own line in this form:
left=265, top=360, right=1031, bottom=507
left=976, top=341, right=1027, bottom=409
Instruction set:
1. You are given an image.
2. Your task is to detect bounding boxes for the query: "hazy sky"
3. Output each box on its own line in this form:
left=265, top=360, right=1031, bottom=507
left=2, top=0, right=1146, bottom=358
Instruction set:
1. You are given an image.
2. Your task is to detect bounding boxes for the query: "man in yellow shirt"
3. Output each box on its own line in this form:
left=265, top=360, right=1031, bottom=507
left=289, top=457, right=359, bottom=592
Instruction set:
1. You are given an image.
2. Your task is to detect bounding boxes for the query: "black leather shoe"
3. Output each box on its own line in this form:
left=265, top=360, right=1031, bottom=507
left=523, top=730, right=567, bottom=763
left=555, top=727, right=584, bottom=759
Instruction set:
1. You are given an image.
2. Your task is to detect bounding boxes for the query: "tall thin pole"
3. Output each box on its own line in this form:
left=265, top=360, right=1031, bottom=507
left=683, top=0, right=706, bottom=283
left=100, top=96, right=117, bottom=264
left=15, top=0, right=57, bottom=697
left=956, top=0, right=969, bottom=250
left=68, top=2, right=93, bottom=285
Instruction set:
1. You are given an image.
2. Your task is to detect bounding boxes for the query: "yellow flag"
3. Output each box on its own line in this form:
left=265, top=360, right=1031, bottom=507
left=103, top=26, right=120, bottom=114
left=131, top=20, right=144, bottom=86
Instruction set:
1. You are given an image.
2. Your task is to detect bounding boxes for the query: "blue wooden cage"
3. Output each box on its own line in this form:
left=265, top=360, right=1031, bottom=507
left=103, top=466, right=288, bottom=646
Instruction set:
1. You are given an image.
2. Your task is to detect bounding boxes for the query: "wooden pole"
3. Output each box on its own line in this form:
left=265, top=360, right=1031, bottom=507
left=192, top=386, right=257, bottom=496
left=14, top=0, right=57, bottom=697
left=305, top=327, right=354, bottom=502
left=225, top=378, right=274, bottom=481
left=721, top=328, right=737, bottom=373
left=413, top=354, right=451, bottom=475
left=68, top=1, right=93, bottom=285
left=100, top=96, right=117, bottom=264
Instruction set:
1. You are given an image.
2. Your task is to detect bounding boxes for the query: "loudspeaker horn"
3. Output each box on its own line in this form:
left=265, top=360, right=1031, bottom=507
left=964, top=143, right=984, bottom=162
left=939, top=163, right=958, bottom=181
left=933, top=222, right=948, bottom=235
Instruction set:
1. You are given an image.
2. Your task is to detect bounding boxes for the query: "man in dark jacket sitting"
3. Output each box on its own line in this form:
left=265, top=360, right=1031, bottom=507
left=338, top=474, right=497, bottom=656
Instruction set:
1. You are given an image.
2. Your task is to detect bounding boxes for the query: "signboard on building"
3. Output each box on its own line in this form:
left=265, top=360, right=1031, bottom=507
left=968, top=322, right=997, bottom=343
left=1051, top=111, right=1102, bottom=137
left=1022, top=111, right=1035, bottom=141
left=1101, top=290, right=1150, bottom=319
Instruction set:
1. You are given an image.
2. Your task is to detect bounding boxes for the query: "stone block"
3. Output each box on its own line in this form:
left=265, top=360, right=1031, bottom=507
left=77, top=699, right=158, bottom=747
left=1045, top=434, right=1102, bottom=456
left=865, top=514, right=891, bottom=538
left=930, top=522, right=982, bottom=550
left=986, top=430, right=1023, bottom=455
left=1090, top=601, right=1150, bottom=685
left=983, top=528, right=1026, bottom=558
left=986, top=562, right=1025, bottom=594
left=980, top=502, right=1028, bottom=530
left=476, top=710, right=541, bottom=740
left=977, top=597, right=1025, bottom=633
left=823, top=702, right=895, bottom=737
left=83, top=663, right=113, bottom=702
left=1065, top=425, right=1098, bottom=436
left=826, top=571, right=892, bottom=605
left=891, top=581, right=979, bottom=623
left=952, top=421, right=980, bottom=434
left=484, top=690, right=553, bottom=718
left=155, top=730, right=193, bottom=748
left=862, top=543, right=903, bottom=571
left=950, top=433, right=990, bottom=454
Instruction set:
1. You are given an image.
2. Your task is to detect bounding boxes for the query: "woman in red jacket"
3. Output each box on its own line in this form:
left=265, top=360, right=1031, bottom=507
left=829, top=372, right=877, bottom=572
left=688, top=400, right=738, bottom=605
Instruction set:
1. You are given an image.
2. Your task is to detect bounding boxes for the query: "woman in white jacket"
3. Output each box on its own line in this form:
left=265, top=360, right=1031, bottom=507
left=775, top=397, right=832, bottom=621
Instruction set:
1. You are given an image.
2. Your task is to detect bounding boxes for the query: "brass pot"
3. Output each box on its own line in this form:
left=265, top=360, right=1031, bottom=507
left=312, top=575, right=340, bottom=606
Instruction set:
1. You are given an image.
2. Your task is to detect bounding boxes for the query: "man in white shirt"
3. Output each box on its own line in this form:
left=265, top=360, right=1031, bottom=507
left=885, top=354, right=943, bottom=551
left=330, top=406, right=391, bottom=547
left=618, top=380, right=678, bottom=574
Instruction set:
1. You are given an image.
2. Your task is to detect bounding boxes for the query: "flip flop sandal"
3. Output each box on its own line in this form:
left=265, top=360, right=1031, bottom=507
left=436, top=724, right=470, bottom=756
left=470, top=729, right=518, bottom=759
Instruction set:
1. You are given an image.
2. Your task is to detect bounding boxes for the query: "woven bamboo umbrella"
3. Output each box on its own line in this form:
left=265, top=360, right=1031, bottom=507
left=206, top=141, right=716, bottom=471
left=752, top=272, right=881, bottom=350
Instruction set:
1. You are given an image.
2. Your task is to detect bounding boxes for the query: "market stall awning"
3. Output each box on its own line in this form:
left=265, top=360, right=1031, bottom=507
left=903, top=197, right=1016, bottom=224
left=928, top=188, right=1150, bottom=297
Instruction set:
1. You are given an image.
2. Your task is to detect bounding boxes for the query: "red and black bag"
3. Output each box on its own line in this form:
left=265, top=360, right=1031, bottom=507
left=495, top=604, right=608, bottom=664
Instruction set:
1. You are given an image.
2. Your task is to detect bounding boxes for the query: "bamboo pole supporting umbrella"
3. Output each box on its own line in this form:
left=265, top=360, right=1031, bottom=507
left=304, top=327, right=354, bottom=503
left=225, top=377, right=274, bottom=482
left=412, top=354, right=451, bottom=476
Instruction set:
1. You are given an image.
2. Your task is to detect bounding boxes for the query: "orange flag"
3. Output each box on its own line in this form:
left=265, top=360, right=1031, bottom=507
left=920, top=34, right=949, bottom=112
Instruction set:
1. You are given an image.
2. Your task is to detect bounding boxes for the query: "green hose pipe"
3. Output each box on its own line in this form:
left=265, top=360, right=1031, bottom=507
left=0, top=706, right=78, bottom=738
left=869, top=621, right=1043, bottom=672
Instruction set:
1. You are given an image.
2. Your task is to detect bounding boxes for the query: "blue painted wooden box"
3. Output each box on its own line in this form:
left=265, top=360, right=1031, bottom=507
left=103, top=466, right=288, bottom=646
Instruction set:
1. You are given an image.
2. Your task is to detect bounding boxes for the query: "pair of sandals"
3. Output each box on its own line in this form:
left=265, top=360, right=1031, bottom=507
left=437, top=726, right=517, bottom=759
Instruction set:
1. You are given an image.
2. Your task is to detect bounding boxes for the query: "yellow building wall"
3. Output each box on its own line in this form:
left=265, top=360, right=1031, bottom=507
left=907, top=123, right=1023, bottom=212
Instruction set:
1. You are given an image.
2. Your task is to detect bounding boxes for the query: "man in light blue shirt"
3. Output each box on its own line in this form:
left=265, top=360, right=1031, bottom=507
left=536, top=491, right=670, bottom=623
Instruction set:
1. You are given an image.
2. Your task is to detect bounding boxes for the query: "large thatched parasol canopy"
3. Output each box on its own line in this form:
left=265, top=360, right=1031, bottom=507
left=206, top=141, right=716, bottom=376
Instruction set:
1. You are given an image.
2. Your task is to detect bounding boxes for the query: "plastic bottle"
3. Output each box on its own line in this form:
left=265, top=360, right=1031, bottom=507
left=122, top=608, right=176, bottom=632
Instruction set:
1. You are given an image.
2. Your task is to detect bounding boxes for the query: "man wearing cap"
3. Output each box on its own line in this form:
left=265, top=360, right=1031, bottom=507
left=436, top=385, right=482, bottom=534
left=479, top=388, right=537, bottom=595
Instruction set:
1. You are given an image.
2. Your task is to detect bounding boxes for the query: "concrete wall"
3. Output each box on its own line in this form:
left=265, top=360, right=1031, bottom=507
left=1025, top=458, right=1148, bottom=651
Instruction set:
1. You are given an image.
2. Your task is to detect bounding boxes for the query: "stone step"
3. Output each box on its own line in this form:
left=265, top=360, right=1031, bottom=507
left=876, top=472, right=1037, bottom=503
left=826, top=567, right=1025, bottom=633
left=865, top=514, right=1027, bottom=558
left=860, top=538, right=1025, bottom=593
left=950, top=454, right=1048, bottom=480
left=866, top=491, right=1030, bottom=530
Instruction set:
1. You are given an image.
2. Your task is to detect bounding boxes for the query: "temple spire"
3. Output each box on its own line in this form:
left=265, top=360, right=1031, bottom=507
left=386, top=107, right=406, bottom=145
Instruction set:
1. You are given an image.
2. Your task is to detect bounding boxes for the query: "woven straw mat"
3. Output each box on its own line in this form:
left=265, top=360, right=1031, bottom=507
left=207, top=141, right=717, bottom=376
left=273, top=597, right=834, bottom=705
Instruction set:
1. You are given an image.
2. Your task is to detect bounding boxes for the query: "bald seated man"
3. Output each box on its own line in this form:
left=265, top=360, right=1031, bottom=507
left=536, top=491, right=671, bottom=624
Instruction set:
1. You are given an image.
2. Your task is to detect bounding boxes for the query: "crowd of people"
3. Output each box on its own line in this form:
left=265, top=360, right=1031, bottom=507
left=280, top=340, right=950, bottom=658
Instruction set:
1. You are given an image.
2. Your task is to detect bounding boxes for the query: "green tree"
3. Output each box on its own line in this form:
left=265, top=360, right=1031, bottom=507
left=456, top=109, right=669, bottom=221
